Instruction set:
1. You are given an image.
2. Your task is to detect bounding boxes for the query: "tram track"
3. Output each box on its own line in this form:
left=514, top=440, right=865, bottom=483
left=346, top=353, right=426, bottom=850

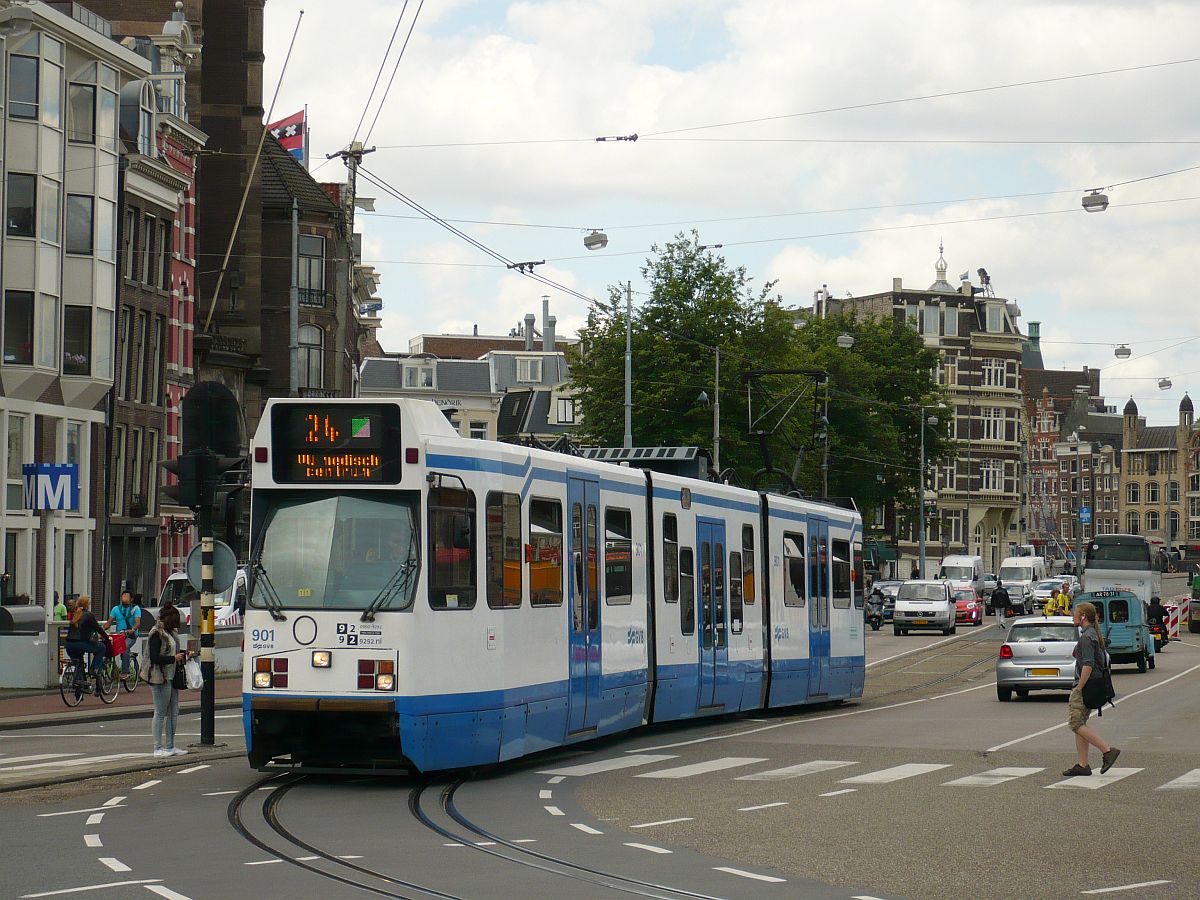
left=864, top=626, right=1002, bottom=702
left=229, top=772, right=732, bottom=899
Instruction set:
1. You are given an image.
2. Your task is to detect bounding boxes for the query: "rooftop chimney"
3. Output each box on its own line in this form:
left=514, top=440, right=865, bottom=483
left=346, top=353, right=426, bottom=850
left=473, top=324, right=478, bottom=336
left=542, top=295, right=550, bottom=348
left=524, top=313, right=536, bottom=351
left=546, top=316, right=556, bottom=353
left=1027, top=321, right=1040, bottom=349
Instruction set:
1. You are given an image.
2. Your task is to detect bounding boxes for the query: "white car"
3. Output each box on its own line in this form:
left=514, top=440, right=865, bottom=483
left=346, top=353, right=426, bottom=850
left=1029, top=579, right=1065, bottom=607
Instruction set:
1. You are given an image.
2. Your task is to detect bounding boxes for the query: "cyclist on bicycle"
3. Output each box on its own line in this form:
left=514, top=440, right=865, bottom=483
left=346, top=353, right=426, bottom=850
left=107, top=590, right=141, bottom=682
left=65, top=596, right=110, bottom=685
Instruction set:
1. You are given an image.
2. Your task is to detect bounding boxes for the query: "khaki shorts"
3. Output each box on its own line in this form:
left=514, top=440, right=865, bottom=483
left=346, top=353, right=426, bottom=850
left=1068, top=687, right=1091, bottom=732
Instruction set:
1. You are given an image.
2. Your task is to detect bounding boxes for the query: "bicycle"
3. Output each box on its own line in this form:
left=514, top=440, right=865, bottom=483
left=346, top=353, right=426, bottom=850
left=121, top=648, right=141, bottom=693
left=59, top=649, right=120, bottom=707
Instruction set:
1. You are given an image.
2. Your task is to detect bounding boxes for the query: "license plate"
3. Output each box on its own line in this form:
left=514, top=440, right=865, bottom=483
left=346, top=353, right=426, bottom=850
left=913, top=619, right=929, bottom=625
left=1031, top=668, right=1058, bottom=677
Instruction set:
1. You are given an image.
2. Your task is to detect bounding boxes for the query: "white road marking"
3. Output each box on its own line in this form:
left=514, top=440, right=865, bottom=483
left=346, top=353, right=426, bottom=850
left=472, top=842, right=497, bottom=847
left=737, top=801, right=789, bottom=812
left=133, top=780, right=161, bottom=791
left=713, top=866, right=786, bottom=883
left=988, top=660, right=1200, bottom=751
left=144, top=887, right=194, bottom=900
left=636, top=757, right=766, bottom=779
left=256, top=787, right=274, bottom=791
left=1047, top=767, right=1143, bottom=790
left=819, top=789, right=858, bottom=797
left=5, top=754, right=150, bottom=773
left=214, top=713, right=242, bottom=719
left=544, top=806, right=564, bottom=816
left=0, top=753, right=83, bottom=767
left=175, top=765, right=209, bottom=775
left=84, top=835, right=103, bottom=848
left=624, top=842, right=672, bottom=854
left=85, top=814, right=105, bottom=826
left=244, top=860, right=282, bottom=866
left=512, top=839, right=538, bottom=844
left=539, top=753, right=678, bottom=777
left=571, top=823, right=603, bottom=835
left=852, top=895, right=891, bottom=899
left=539, top=790, right=553, bottom=799
left=441, top=844, right=464, bottom=848
left=202, top=791, right=239, bottom=797
left=39, top=805, right=125, bottom=818
left=1081, top=880, right=1173, bottom=894
left=294, top=856, right=319, bottom=861
left=943, top=767, right=1044, bottom=787
left=20, top=880, right=163, bottom=898
left=737, top=760, right=856, bottom=781
left=629, top=817, right=693, bottom=829
left=867, top=626, right=996, bottom=668
left=841, top=763, right=952, bottom=784
left=98, top=859, right=131, bottom=873
left=337, top=856, right=363, bottom=860
left=1157, top=768, right=1200, bottom=790
left=547, top=776, right=564, bottom=784
left=102, top=797, right=126, bottom=808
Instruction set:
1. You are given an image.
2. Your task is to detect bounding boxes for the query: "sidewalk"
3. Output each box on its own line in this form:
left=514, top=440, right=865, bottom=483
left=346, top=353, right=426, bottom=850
left=0, top=674, right=243, bottom=731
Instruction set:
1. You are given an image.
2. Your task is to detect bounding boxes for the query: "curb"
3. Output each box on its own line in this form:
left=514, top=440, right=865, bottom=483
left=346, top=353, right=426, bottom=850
left=0, top=696, right=243, bottom=732
left=0, top=748, right=246, bottom=794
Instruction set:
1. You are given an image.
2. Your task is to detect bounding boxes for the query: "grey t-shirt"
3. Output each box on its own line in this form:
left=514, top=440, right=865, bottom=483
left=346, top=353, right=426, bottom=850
left=1074, top=624, right=1104, bottom=682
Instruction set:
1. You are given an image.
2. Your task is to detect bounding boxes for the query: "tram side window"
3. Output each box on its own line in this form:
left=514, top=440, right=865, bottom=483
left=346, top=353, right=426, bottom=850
left=529, top=498, right=563, bottom=606
left=485, top=491, right=522, bottom=609
left=742, top=524, right=755, bottom=605
left=832, top=539, right=852, bottom=609
left=713, top=542, right=727, bottom=648
left=852, top=541, right=864, bottom=608
left=662, top=513, right=679, bottom=603
left=783, top=533, right=806, bottom=606
left=680, top=546, right=695, bottom=634
left=729, top=551, right=743, bottom=634
left=605, top=507, right=634, bottom=605
left=429, top=485, right=476, bottom=609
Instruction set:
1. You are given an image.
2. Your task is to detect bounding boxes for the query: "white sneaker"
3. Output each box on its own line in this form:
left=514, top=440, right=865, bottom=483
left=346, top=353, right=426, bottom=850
left=169, top=747, right=188, bottom=756
left=153, top=749, right=170, bottom=758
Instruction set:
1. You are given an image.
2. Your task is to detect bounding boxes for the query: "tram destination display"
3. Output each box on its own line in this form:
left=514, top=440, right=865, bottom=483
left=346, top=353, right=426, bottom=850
left=271, top=403, right=403, bottom=483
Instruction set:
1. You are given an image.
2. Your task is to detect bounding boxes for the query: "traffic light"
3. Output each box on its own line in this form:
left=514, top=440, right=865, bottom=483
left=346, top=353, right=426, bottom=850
left=160, top=453, right=202, bottom=509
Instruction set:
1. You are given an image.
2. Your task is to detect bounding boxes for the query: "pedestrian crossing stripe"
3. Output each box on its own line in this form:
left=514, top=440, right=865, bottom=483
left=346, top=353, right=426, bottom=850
left=1046, top=767, right=1143, bottom=790
left=1156, top=768, right=1200, bottom=790
left=841, top=763, right=952, bottom=784
left=943, top=767, right=1044, bottom=787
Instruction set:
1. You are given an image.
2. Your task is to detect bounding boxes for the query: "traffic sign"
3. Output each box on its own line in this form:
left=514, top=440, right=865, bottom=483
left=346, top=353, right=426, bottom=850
left=186, top=540, right=238, bottom=593
left=1078, top=506, right=1092, bottom=525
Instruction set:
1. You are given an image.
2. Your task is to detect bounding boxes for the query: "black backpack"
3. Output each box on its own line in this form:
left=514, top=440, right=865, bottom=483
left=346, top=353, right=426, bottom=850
left=1081, top=648, right=1117, bottom=715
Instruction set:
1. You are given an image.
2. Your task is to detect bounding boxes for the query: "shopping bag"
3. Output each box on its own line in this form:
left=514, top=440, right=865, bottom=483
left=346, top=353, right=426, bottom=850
left=184, top=658, right=203, bottom=690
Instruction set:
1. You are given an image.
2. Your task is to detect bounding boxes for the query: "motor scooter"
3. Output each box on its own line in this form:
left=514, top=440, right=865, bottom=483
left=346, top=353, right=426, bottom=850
left=1149, top=619, right=1168, bottom=653
left=865, top=594, right=884, bottom=631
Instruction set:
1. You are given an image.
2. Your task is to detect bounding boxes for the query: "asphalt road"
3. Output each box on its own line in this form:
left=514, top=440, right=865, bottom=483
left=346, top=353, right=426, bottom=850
left=3, top=618, right=1197, bottom=899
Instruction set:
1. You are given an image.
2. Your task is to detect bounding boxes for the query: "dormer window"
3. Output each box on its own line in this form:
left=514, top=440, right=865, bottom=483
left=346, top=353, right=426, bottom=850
left=404, top=364, right=433, bottom=388
left=119, top=80, right=157, bottom=157
left=986, top=302, right=1003, bottom=333
left=517, top=357, right=542, bottom=383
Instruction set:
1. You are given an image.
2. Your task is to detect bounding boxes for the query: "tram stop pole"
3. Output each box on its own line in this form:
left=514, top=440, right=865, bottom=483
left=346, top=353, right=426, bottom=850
left=197, top=462, right=216, bottom=746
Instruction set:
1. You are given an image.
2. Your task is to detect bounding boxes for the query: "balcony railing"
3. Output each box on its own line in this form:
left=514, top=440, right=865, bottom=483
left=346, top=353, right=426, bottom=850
left=299, top=288, right=328, bottom=308
left=299, top=387, right=338, bottom=398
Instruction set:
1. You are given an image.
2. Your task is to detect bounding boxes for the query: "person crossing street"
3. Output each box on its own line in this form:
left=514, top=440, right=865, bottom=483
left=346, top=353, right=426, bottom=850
left=992, top=581, right=1011, bottom=628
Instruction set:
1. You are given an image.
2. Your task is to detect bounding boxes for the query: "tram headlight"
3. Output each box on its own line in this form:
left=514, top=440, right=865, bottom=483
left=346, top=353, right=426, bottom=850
left=311, top=650, right=332, bottom=668
left=375, top=673, right=395, bottom=691
left=253, top=671, right=272, bottom=689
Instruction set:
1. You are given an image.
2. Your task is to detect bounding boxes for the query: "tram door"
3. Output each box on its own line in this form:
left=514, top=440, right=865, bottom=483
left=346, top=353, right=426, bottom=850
left=808, top=519, right=831, bottom=695
left=698, top=519, right=729, bottom=709
left=567, top=475, right=601, bottom=733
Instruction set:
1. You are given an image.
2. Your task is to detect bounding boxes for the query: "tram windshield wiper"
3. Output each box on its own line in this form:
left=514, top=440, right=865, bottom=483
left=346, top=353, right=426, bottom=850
left=251, top=555, right=288, bottom=622
left=361, top=534, right=418, bottom=622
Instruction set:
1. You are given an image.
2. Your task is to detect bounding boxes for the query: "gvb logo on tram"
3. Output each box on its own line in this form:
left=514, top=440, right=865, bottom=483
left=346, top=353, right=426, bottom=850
left=241, top=399, right=866, bottom=773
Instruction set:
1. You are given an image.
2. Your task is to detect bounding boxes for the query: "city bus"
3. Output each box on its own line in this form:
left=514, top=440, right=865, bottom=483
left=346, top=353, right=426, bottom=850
left=1082, top=534, right=1159, bottom=605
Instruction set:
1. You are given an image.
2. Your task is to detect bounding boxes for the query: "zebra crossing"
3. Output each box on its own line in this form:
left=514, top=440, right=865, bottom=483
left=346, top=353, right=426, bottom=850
left=539, top=754, right=1200, bottom=792
left=0, top=752, right=151, bottom=773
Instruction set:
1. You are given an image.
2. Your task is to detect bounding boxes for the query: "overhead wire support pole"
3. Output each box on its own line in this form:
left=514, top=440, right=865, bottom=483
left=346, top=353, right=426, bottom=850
left=624, top=282, right=633, bottom=449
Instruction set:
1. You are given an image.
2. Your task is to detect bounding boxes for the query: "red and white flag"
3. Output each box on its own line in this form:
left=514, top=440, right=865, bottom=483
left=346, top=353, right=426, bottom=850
left=267, top=109, right=306, bottom=164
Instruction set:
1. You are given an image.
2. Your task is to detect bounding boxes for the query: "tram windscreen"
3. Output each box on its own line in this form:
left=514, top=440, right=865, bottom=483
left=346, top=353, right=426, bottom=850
left=1085, top=538, right=1151, bottom=571
left=250, top=491, right=419, bottom=610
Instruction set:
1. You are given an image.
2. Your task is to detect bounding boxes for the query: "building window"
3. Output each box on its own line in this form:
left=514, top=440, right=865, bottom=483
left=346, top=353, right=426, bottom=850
left=981, top=359, right=1005, bottom=387
left=1170, top=480, right=1180, bottom=503
left=67, top=82, right=95, bottom=143
left=943, top=305, right=958, bottom=337
left=1145, top=510, right=1160, bottom=532
left=403, top=364, right=433, bottom=388
left=65, top=194, right=93, bottom=254
left=41, top=59, right=61, bottom=129
left=63, top=307, right=91, bottom=375
left=6, top=415, right=27, bottom=511
left=1169, top=510, right=1179, bottom=540
left=2, top=291, right=34, bottom=366
left=111, top=424, right=125, bottom=515
left=39, top=178, right=60, bottom=243
left=98, top=81, right=117, bottom=152
left=6, top=173, right=36, bottom=237
left=298, top=235, right=324, bottom=306
left=157, top=219, right=170, bottom=288
left=129, top=428, right=143, bottom=510
left=1127, top=482, right=1140, bottom=505
left=1146, top=481, right=1159, bottom=504
left=469, top=421, right=488, bottom=440
left=982, top=407, right=1003, bottom=441
left=981, top=459, right=1002, bottom=492
left=986, top=303, right=1003, bottom=333
left=36, top=294, right=57, bottom=369
left=921, top=305, right=938, bottom=335
left=516, top=357, right=542, bottom=383
left=9, top=55, right=38, bottom=119
left=133, top=311, right=148, bottom=401
left=118, top=307, right=133, bottom=399
left=298, top=324, right=323, bottom=390
left=557, top=397, right=575, bottom=424
left=1127, top=511, right=1140, bottom=534
left=141, top=215, right=154, bottom=283
left=148, top=317, right=164, bottom=404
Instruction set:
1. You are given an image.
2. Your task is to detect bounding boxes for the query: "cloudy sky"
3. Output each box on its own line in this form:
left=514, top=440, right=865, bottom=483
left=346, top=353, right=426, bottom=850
left=262, top=0, right=1200, bottom=425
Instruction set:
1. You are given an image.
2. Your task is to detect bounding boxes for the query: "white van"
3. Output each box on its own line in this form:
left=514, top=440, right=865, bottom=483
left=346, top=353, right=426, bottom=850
left=996, top=556, right=1047, bottom=614
left=893, top=580, right=956, bottom=636
left=938, top=555, right=984, bottom=598
left=150, top=569, right=249, bottom=630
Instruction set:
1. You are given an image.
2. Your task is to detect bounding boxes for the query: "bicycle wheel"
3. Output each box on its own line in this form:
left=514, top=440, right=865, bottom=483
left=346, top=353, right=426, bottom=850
left=122, top=653, right=140, bottom=693
left=98, top=659, right=120, bottom=704
left=60, top=662, right=85, bottom=708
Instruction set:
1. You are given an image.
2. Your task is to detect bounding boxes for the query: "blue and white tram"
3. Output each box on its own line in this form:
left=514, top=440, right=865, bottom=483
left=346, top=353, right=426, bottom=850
left=243, top=398, right=865, bottom=772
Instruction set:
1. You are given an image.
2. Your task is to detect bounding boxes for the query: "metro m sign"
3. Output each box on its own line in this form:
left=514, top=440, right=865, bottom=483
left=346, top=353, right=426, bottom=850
left=22, top=464, right=79, bottom=511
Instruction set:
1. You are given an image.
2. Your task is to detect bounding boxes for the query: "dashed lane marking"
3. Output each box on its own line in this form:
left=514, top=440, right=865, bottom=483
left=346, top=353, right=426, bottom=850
left=0, top=753, right=83, bottom=767
left=1156, top=768, right=1200, bottom=790
left=85, top=814, right=104, bottom=826
left=38, top=805, right=125, bottom=818
left=102, top=797, right=126, bottom=808
left=175, top=765, right=209, bottom=775
left=5, top=754, right=149, bottom=773
left=20, top=880, right=163, bottom=898
left=539, top=790, right=553, bottom=799
left=98, top=858, right=131, bottom=873
left=820, top=789, right=857, bottom=797
left=713, top=866, right=786, bottom=884
left=442, top=844, right=464, bottom=848
left=841, top=763, right=952, bottom=785
left=1081, top=880, right=1173, bottom=895
left=571, top=824, right=603, bottom=835
left=512, top=839, right=538, bottom=844
left=133, top=780, right=161, bottom=791
left=624, top=843, right=672, bottom=854
left=544, top=806, right=564, bottom=816
left=943, top=767, right=1044, bottom=787
left=546, top=776, right=565, bottom=784
left=635, top=757, right=766, bottom=779
left=202, top=791, right=239, bottom=797
left=737, top=760, right=856, bottom=781
left=629, top=817, right=693, bottom=829
left=244, top=860, right=282, bottom=866
left=144, top=887, right=194, bottom=900
left=737, top=802, right=788, bottom=812
left=473, top=842, right=497, bottom=847
left=84, top=835, right=102, bottom=848
left=539, top=754, right=678, bottom=777
left=1047, top=768, right=1143, bottom=790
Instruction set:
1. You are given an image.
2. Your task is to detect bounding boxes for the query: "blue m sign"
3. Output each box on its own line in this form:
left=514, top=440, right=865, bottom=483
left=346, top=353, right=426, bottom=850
left=22, top=464, right=79, bottom=511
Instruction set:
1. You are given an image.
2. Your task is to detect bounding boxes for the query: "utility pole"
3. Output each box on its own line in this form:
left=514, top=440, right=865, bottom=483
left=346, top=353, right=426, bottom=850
left=623, top=281, right=632, bottom=449
left=288, top=197, right=299, bottom=397
left=713, top=347, right=721, bottom=474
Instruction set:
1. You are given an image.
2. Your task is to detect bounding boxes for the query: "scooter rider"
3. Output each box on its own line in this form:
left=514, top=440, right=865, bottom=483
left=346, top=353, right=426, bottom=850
left=1148, top=596, right=1167, bottom=630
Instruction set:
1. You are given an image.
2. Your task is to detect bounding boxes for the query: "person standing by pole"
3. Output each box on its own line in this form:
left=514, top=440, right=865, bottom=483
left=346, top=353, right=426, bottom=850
left=146, top=604, right=189, bottom=757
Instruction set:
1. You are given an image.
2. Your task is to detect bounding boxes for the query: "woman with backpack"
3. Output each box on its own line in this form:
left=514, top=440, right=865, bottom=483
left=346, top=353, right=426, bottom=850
left=146, top=603, right=190, bottom=758
left=1062, top=601, right=1121, bottom=777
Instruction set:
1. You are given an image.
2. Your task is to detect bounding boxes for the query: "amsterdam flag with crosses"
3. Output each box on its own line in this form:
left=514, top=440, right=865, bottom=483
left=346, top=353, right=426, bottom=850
left=268, top=109, right=306, bottom=165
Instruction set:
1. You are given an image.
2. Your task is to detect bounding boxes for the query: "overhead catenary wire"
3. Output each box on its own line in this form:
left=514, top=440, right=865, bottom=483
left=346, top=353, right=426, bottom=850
left=363, top=0, right=425, bottom=145
left=351, top=2, right=410, bottom=145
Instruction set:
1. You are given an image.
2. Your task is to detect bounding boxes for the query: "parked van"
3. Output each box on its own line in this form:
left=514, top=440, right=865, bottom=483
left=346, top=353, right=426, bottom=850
left=148, top=568, right=249, bottom=630
left=938, top=555, right=984, bottom=598
left=997, top=556, right=1047, bottom=614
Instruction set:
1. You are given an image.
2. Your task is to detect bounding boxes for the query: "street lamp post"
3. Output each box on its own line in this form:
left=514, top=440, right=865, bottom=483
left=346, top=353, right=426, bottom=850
left=917, top=408, right=939, bottom=578
left=696, top=347, right=721, bottom=475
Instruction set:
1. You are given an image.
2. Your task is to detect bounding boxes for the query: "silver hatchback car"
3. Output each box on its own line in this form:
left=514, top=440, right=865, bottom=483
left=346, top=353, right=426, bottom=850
left=996, top=615, right=1078, bottom=701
